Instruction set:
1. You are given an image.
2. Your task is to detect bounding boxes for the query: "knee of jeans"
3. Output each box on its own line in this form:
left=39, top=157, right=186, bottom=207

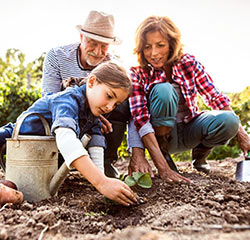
left=221, top=111, right=240, bottom=138
left=150, top=83, right=179, bottom=106
left=0, top=128, right=12, bottom=147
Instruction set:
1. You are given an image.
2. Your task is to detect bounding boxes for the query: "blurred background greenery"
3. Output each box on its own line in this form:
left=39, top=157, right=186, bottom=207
left=1, top=49, right=249, bottom=161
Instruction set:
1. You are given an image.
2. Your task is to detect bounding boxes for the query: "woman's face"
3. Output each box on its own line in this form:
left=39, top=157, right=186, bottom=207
left=143, top=31, right=170, bottom=69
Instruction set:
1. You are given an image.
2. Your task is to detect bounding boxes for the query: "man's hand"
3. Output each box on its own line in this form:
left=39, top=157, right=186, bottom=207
left=99, top=115, right=113, bottom=134
left=128, top=147, right=154, bottom=177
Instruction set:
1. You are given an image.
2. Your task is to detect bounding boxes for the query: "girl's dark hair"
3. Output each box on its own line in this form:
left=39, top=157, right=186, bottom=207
left=61, top=77, right=86, bottom=90
left=61, top=62, right=132, bottom=95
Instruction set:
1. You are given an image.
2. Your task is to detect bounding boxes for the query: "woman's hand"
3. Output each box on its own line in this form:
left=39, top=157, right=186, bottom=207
left=237, top=125, right=250, bottom=157
left=222, top=106, right=250, bottom=157
left=158, top=167, right=191, bottom=183
left=142, top=132, right=191, bottom=184
left=96, top=177, right=137, bottom=206
left=129, top=147, right=154, bottom=177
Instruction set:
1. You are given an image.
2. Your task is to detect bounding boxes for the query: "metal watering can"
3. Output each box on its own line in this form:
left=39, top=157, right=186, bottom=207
left=5, top=112, right=90, bottom=202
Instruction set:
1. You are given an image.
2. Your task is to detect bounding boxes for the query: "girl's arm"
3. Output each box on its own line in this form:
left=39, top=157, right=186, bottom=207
left=72, top=155, right=137, bottom=206
left=55, top=127, right=137, bottom=206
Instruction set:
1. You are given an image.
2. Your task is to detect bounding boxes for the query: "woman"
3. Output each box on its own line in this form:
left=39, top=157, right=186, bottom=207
left=128, top=15, right=250, bottom=183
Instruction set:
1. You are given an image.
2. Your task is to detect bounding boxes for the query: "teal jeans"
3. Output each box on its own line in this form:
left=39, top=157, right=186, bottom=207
left=148, top=83, right=240, bottom=154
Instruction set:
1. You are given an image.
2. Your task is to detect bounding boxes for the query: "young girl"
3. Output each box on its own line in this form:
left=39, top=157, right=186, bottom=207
left=0, top=62, right=137, bottom=206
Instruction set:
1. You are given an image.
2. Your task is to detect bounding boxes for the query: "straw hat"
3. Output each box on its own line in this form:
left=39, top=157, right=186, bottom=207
left=76, top=10, right=122, bottom=45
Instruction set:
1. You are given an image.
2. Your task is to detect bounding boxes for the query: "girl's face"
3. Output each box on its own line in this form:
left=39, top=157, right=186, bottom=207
left=143, top=31, right=170, bottom=69
left=86, top=75, right=128, bottom=117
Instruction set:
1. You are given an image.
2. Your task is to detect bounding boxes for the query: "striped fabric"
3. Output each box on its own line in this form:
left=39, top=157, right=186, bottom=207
left=41, top=43, right=90, bottom=96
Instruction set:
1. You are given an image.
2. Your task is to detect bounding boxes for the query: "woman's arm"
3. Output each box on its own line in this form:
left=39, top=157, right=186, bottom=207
left=141, top=133, right=191, bottom=183
left=222, top=106, right=250, bottom=157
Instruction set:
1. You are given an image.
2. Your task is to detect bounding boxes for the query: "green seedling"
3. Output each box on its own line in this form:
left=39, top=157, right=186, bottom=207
left=123, top=172, right=152, bottom=189
left=104, top=172, right=152, bottom=205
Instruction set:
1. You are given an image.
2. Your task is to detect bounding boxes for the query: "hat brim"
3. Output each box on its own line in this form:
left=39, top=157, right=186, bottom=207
left=76, top=25, right=122, bottom=45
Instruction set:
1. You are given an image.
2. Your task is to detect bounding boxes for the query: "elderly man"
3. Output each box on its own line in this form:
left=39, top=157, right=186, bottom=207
left=41, top=10, right=130, bottom=177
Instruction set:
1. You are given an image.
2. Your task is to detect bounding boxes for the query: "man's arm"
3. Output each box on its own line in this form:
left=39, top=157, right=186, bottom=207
left=41, top=48, right=62, bottom=96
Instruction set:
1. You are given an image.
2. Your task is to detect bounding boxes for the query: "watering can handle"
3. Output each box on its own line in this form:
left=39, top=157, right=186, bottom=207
left=12, top=112, right=51, bottom=140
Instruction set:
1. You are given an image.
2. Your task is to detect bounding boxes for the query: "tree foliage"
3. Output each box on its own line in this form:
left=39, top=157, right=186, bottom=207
left=0, top=49, right=45, bottom=126
left=0, top=48, right=249, bottom=161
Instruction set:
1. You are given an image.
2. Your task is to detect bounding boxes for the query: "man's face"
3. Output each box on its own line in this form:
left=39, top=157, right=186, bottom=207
left=81, top=36, right=109, bottom=67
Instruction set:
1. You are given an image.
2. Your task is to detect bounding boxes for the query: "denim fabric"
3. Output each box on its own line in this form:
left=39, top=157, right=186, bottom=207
left=168, top=110, right=240, bottom=154
left=0, top=123, right=14, bottom=147
left=149, top=83, right=179, bottom=128
left=0, top=84, right=106, bottom=149
left=128, top=83, right=240, bottom=154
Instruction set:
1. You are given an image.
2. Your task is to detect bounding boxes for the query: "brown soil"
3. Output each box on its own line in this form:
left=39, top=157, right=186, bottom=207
left=1, top=157, right=250, bottom=240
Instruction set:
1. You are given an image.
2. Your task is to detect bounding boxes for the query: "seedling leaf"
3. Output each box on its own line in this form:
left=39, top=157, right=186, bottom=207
left=124, top=175, right=136, bottom=187
left=137, top=173, right=152, bottom=188
left=132, top=172, right=145, bottom=182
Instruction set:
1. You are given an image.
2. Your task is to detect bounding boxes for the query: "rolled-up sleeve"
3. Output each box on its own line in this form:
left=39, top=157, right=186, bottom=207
left=51, top=117, right=79, bottom=135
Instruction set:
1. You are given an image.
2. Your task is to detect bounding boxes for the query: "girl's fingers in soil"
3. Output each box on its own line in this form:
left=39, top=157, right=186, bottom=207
left=116, top=196, right=131, bottom=207
left=119, top=193, right=135, bottom=206
left=122, top=188, right=137, bottom=203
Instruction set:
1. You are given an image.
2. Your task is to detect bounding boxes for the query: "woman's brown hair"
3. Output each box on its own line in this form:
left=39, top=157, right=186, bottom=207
left=134, top=16, right=183, bottom=69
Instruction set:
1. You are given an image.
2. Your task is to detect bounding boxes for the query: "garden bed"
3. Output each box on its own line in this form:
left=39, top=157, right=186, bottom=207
left=1, top=156, right=250, bottom=240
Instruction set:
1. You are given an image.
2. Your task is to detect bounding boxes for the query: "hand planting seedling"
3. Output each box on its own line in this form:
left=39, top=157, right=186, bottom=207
left=122, top=172, right=152, bottom=189
left=105, top=172, right=152, bottom=205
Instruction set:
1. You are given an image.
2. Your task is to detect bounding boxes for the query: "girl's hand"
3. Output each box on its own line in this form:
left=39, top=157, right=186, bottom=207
left=99, top=115, right=113, bottom=134
left=96, top=177, right=137, bottom=206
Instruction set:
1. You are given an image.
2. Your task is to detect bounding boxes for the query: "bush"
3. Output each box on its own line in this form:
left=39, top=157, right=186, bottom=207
left=0, top=49, right=44, bottom=126
left=0, top=81, right=41, bottom=126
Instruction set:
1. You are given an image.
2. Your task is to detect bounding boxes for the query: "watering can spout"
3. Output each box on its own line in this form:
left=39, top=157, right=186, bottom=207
left=49, top=134, right=91, bottom=197
left=49, top=163, right=69, bottom=196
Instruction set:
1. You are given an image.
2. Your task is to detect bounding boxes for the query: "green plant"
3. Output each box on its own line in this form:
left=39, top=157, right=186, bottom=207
left=104, top=172, right=152, bottom=205
left=208, top=145, right=241, bottom=160
left=0, top=48, right=44, bottom=126
left=122, top=172, right=152, bottom=189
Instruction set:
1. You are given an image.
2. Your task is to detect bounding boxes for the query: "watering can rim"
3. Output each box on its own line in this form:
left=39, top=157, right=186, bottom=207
left=6, top=135, right=55, bottom=141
